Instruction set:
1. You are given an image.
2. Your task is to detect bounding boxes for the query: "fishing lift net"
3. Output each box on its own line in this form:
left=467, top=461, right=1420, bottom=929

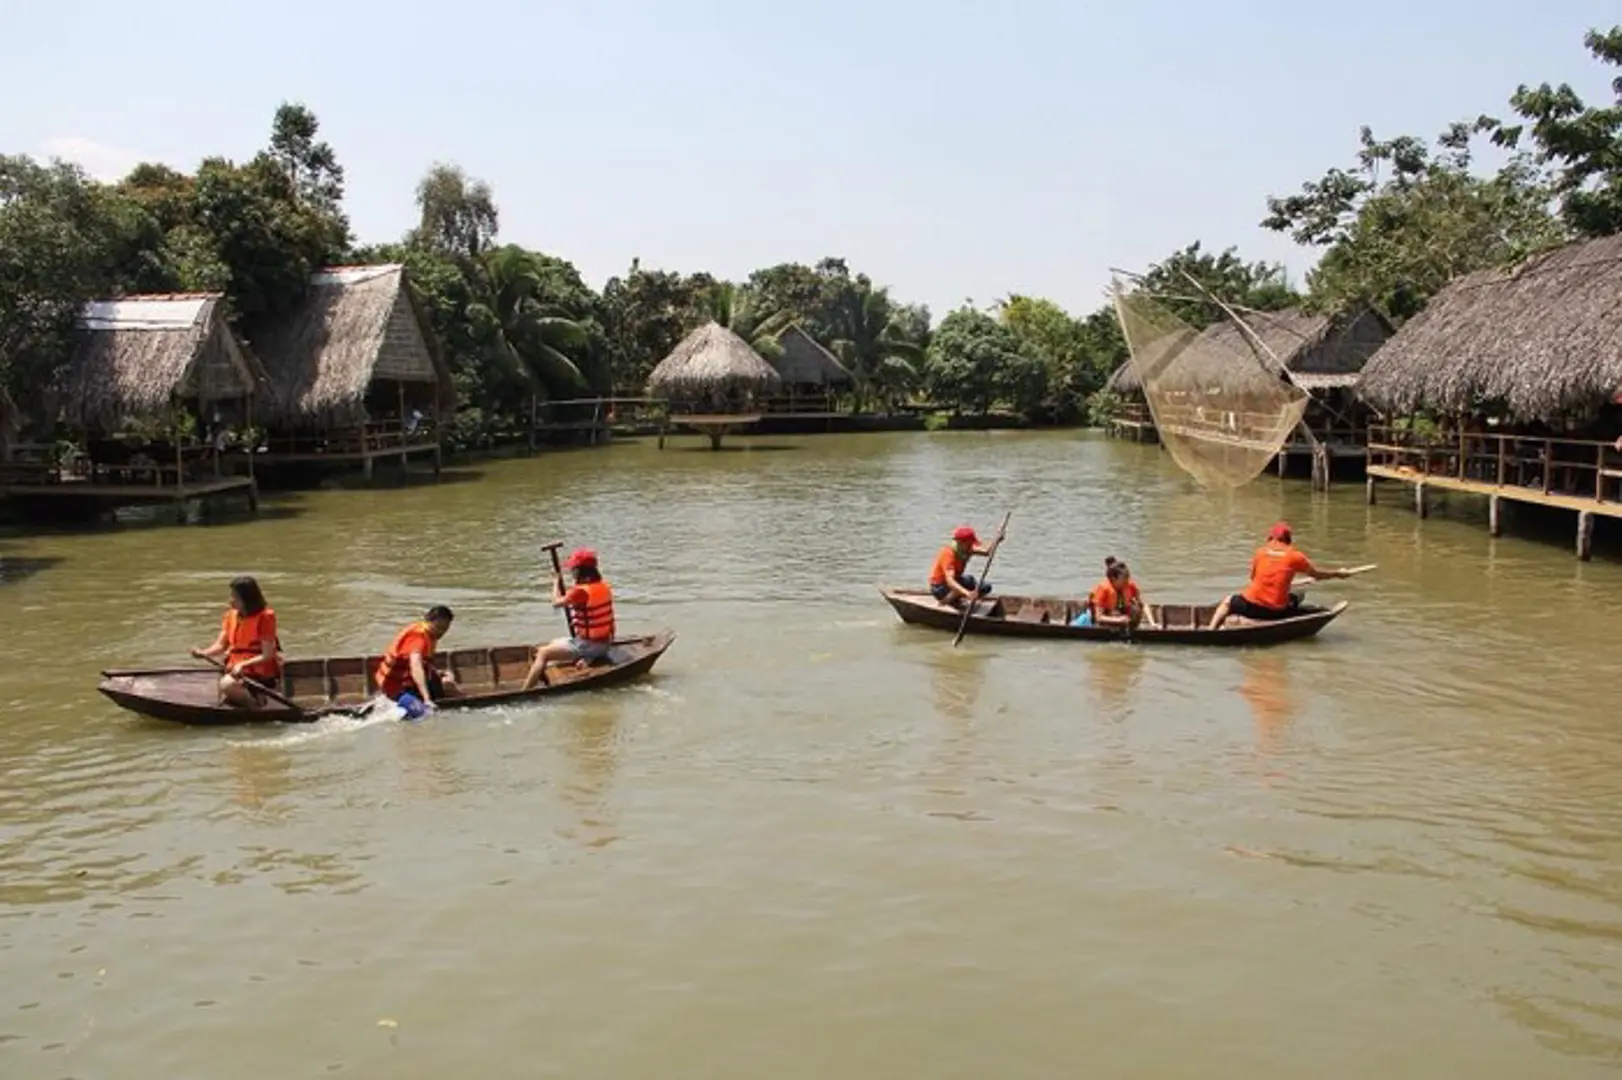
left=1111, top=279, right=1311, bottom=489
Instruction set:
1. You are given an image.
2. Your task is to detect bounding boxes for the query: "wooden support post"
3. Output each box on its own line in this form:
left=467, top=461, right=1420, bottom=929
left=1488, top=494, right=1501, bottom=537
left=709, top=428, right=723, bottom=451
left=1276, top=451, right=1288, bottom=478
left=1366, top=475, right=1377, bottom=506
left=247, top=476, right=259, bottom=514
left=1415, top=481, right=1427, bottom=519
left=529, top=394, right=538, bottom=454
left=657, top=417, right=667, bottom=450
left=363, top=454, right=375, bottom=482
left=1311, top=445, right=1329, bottom=491
left=1496, top=438, right=1505, bottom=486
left=1577, top=510, right=1594, bottom=561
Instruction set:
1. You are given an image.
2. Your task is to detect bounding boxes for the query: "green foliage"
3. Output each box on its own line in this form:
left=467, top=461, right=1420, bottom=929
left=924, top=306, right=1044, bottom=415
left=1263, top=123, right=1564, bottom=319
left=409, top=162, right=498, bottom=263
left=599, top=259, right=715, bottom=393
left=1136, top=241, right=1301, bottom=329
left=1487, top=26, right=1622, bottom=238
left=704, top=281, right=794, bottom=360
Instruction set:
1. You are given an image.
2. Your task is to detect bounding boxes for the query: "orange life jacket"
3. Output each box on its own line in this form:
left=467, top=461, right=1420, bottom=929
left=569, top=581, right=616, bottom=642
left=225, top=608, right=281, bottom=678
left=376, top=621, right=436, bottom=696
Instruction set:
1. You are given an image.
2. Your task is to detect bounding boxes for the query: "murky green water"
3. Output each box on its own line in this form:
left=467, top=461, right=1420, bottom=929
left=3, top=431, right=1622, bottom=1078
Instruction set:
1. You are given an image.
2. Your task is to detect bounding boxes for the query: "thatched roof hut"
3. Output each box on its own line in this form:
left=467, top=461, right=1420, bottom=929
left=60, top=293, right=267, bottom=430
left=646, top=321, right=782, bottom=400
left=769, top=325, right=853, bottom=388
left=246, top=264, right=453, bottom=428
left=1358, top=234, right=1622, bottom=421
left=1107, top=306, right=1392, bottom=396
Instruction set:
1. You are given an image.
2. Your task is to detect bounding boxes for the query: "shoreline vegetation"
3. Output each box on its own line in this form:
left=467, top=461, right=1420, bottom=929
left=0, top=27, right=1618, bottom=460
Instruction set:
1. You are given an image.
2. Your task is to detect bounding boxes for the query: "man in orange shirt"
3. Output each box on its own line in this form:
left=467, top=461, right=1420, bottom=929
left=1207, top=523, right=1351, bottom=629
left=375, top=605, right=458, bottom=711
left=929, top=525, right=995, bottom=607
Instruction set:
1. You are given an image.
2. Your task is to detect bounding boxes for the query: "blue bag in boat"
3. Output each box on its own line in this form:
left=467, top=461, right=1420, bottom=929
left=1070, top=610, right=1093, bottom=628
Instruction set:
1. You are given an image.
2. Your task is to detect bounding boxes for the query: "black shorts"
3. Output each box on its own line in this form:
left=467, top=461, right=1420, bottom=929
left=1227, top=593, right=1299, bottom=621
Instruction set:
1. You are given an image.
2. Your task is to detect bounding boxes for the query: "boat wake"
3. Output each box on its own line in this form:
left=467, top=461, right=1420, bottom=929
left=238, top=698, right=404, bottom=747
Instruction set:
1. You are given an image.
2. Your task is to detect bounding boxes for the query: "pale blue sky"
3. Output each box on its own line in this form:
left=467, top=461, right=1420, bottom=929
left=3, top=1, right=1616, bottom=317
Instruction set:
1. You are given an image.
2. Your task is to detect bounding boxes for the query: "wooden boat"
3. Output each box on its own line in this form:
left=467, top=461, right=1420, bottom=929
left=98, top=631, right=676, bottom=726
left=878, top=587, right=1346, bottom=646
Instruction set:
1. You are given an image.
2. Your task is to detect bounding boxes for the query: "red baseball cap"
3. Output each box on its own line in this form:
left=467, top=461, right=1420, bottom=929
left=1267, top=522, right=1292, bottom=541
left=952, top=526, right=978, bottom=543
left=563, top=547, right=598, bottom=569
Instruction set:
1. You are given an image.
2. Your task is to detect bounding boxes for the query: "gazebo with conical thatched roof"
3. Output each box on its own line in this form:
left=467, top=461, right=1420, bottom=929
left=646, top=322, right=782, bottom=449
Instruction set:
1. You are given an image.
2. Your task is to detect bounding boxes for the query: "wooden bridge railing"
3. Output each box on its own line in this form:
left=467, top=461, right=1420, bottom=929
left=1369, top=425, right=1622, bottom=503
left=0, top=440, right=230, bottom=488
left=259, top=419, right=439, bottom=456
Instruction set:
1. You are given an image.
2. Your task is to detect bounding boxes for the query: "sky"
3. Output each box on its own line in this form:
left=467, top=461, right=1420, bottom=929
left=2, top=0, right=1618, bottom=319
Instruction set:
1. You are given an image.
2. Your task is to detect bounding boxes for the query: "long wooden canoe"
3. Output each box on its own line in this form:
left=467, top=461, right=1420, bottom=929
left=98, top=631, right=676, bottom=726
left=878, top=587, right=1345, bottom=645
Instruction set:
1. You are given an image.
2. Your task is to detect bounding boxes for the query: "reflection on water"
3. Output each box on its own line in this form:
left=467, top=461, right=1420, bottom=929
left=2, top=432, right=1622, bottom=1078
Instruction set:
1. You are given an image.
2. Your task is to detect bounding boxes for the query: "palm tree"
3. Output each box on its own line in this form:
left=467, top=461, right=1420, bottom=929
left=470, top=245, right=590, bottom=395
left=829, top=282, right=924, bottom=410
left=705, top=282, right=795, bottom=360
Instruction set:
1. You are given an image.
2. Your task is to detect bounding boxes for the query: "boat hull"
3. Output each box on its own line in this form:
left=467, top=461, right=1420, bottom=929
left=99, top=631, right=676, bottom=725
left=878, top=587, right=1345, bottom=645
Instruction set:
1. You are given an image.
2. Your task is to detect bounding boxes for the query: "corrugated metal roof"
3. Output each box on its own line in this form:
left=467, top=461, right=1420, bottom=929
left=311, top=264, right=402, bottom=287
left=80, top=295, right=214, bottom=331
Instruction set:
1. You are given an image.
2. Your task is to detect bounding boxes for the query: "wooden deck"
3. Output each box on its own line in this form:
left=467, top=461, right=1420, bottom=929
left=658, top=413, right=763, bottom=450
left=1367, top=426, right=1622, bottom=558
left=245, top=423, right=443, bottom=480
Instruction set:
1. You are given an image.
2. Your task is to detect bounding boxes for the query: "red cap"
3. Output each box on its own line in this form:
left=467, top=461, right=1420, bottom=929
left=1268, top=522, right=1292, bottom=541
left=952, top=526, right=978, bottom=544
left=563, top=547, right=598, bottom=569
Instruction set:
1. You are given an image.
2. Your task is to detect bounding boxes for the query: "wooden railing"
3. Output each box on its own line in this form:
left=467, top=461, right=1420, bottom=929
left=1369, top=425, right=1622, bottom=503
left=0, top=440, right=228, bottom=488
left=1111, top=401, right=1154, bottom=426
left=259, top=419, right=438, bottom=456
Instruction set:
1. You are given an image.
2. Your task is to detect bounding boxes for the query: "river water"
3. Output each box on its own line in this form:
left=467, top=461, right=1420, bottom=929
left=2, top=430, right=1621, bottom=1078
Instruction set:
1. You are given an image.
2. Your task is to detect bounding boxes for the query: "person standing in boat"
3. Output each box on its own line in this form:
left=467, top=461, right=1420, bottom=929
left=929, top=525, right=995, bottom=607
left=1072, top=557, right=1157, bottom=630
left=376, top=606, right=458, bottom=712
left=522, top=548, right=616, bottom=690
left=191, top=575, right=283, bottom=708
left=1206, top=523, right=1351, bottom=629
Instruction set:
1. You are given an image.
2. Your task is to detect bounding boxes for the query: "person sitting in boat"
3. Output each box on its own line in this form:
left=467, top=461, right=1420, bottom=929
left=1071, top=557, right=1157, bottom=630
left=191, top=575, right=283, bottom=708
left=376, top=606, right=458, bottom=713
left=522, top=548, right=616, bottom=690
left=1207, top=522, right=1350, bottom=629
left=929, top=525, right=994, bottom=607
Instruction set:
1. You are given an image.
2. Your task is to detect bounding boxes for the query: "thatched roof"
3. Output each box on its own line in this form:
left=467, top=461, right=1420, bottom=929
left=646, top=321, right=783, bottom=397
left=1358, top=234, right=1622, bottom=420
left=1108, top=305, right=1391, bottom=395
left=61, top=294, right=267, bottom=429
left=246, top=264, right=453, bottom=425
left=770, top=325, right=853, bottom=387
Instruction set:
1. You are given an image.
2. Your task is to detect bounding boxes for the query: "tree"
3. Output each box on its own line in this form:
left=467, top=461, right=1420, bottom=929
left=999, top=295, right=1102, bottom=422
left=1136, top=241, right=1301, bottom=329
left=409, top=163, right=499, bottom=263
left=745, top=258, right=853, bottom=344
left=1486, top=26, right=1622, bottom=238
left=1262, top=124, right=1563, bottom=320
left=267, top=102, right=347, bottom=223
left=704, top=281, right=794, bottom=360
left=469, top=245, right=593, bottom=397
left=826, top=279, right=924, bottom=409
left=0, top=155, right=164, bottom=410
left=600, top=259, right=715, bottom=392
left=924, top=306, right=1043, bottom=415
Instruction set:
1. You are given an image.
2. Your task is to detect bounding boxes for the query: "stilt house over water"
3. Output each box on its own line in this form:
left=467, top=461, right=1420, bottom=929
left=767, top=324, right=854, bottom=413
left=1104, top=304, right=1393, bottom=463
left=1358, top=232, right=1622, bottom=557
left=246, top=264, right=453, bottom=477
left=647, top=321, right=783, bottom=449
left=0, top=293, right=264, bottom=514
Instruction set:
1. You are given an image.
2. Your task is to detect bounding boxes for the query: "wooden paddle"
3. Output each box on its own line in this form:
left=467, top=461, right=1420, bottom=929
left=542, top=541, right=575, bottom=637
left=1297, top=563, right=1377, bottom=588
left=196, top=653, right=303, bottom=712
left=951, top=511, right=1012, bottom=648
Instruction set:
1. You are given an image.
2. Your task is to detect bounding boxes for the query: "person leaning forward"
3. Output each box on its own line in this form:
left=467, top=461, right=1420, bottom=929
left=929, top=525, right=995, bottom=607
left=375, top=605, right=459, bottom=710
left=1207, top=522, right=1352, bottom=629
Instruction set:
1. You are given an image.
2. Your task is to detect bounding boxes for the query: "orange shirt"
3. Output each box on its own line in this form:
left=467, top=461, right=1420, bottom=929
left=1242, top=542, right=1315, bottom=609
left=929, top=544, right=967, bottom=586
left=376, top=622, right=436, bottom=698
left=1089, top=580, right=1140, bottom=616
left=223, top=608, right=280, bottom=679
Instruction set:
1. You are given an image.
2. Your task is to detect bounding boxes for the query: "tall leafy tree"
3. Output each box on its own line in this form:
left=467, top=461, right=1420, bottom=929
left=409, top=163, right=499, bottom=264
left=924, top=306, right=1043, bottom=416
left=267, top=102, right=347, bottom=224
left=1485, top=25, right=1622, bottom=239
left=1136, top=241, right=1301, bottom=329
left=600, top=259, right=715, bottom=392
left=827, top=279, right=924, bottom=409
left=704, top=281, right=794, bottom=360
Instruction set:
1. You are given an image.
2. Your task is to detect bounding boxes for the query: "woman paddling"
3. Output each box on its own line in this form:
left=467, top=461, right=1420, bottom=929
left=191, top=576, right=283, bottom=708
